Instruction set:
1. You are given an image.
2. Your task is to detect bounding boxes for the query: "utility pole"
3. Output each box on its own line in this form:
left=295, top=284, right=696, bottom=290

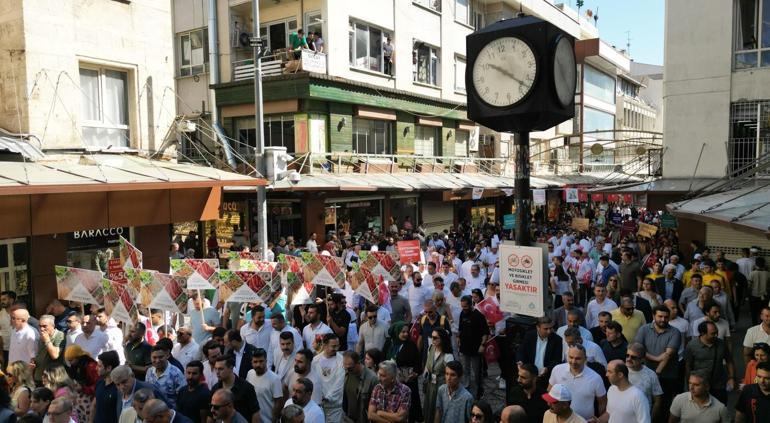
left=252, top=0, right=268, bottom=261
left=515, top=132, right=531, bottom=246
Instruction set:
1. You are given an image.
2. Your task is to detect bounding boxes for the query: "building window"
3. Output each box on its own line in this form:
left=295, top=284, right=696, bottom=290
left=730, top=101, right=770, bottom=175
left=454, top=56, right=466, bottom=92
left=305, top=11, right=322, bottom=35
left=455, top=129, right=469, bottom=156
left=619, top=78, right=637, bottom=97
left=79, top=66, right=130, bottom=148
left=456, top=0, right=470, bottom=25
left=0, top=239, right=28, bottom=298
left=179, top=28, right=209, bottom=77
left=734, top=0, right=770, bottom=69
left=414, top=0, right=441, bottom=12
left=414, top=41, right=439, bottom=85
left=414, top=125, right=439, bottom=156
left=584, top=66, right=616, bottom=105
left=352, top=118, right=392, bottom=154
left=260, top=18, right=298, bottom=53
left=235, top=115, right=296, bottom=156
left=349, top=21, right=390, bottom=73
left=583, top=107, right=615, bottom=139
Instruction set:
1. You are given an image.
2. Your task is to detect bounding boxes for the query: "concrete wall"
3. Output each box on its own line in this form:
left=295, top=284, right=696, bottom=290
left=663, top=0, right=732, bottom=178
left=0, top=0, right=29, bottom=134
left=172, top=0, right=211, bottom=116
left=1, top=0, right=177, bottom=151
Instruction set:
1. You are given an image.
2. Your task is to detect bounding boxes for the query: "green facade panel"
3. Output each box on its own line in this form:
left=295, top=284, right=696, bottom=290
left=329, top=103, right=353, bottom=153
left=396, top=111, right=415, bottom=155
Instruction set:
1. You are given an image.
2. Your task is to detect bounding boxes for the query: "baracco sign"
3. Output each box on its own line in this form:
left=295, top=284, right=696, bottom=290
left=499, top=244, right=545, bottom=317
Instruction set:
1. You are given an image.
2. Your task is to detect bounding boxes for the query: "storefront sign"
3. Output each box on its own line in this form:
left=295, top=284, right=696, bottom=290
left=499, top=244, right=545, bottom=317
left=661, top=213, right=678, bottom=229
left=346, top=201, right=371, bottom=208
left=565, top=188, right=579, bottom=203
left=571, top=217, right=590, bottom=232
left=472, top=187, right=484, bottom=200
left=396, top=240, right=421, bottom=264
left=637, top=222, right=658, bottom=238
left=533, top=189, right=546, bottom=205
left=220, top=201, right=241, bottom=213
left=69, top=227, right=129, bottom=250
left=503, top=214, right=516, bottom=230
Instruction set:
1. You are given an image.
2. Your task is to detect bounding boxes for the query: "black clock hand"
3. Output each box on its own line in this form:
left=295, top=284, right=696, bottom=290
left=488, top=63, right=525, bottom=86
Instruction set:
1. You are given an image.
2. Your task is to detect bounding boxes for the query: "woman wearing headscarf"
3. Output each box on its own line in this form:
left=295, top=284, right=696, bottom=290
left=64, top=345, right=98, bottom=422
left=384, top=320, right=422, bottom=423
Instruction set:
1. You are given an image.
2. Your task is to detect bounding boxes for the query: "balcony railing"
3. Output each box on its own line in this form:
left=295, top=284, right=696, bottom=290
left=232, top=49, right=327, bottom=82
left=286, top=152, right=514, bottom=177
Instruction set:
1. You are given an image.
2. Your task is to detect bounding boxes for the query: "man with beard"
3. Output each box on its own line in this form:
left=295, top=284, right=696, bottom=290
left=388, top=281, right=412, bottom=324
left=176, top=360, right=211, bottom=423
left=342, top=350, right=377, bottom=423
left=325, top=293, right=351, bottom=351
left=211, top=355, right=259, bottom=422
left=93, top=350, right=121, bottom=423
left=287, top=348, right=322, bottom=403
left=273, top=331, right=297, bottom=387
left=507, top=363, right=549, bottom=423
left=301, top=304, right=332, bottom=352
left=202, top=341, right=224, bottom=389
left=634, top=305, right=682, bottom=413
left=239, top=305, right=273, bottom=365
left=246, top=348, right=284, bottom=423
left=284, top=378, right=325, bottom=422
left=313, top=334, right=345, bottom=421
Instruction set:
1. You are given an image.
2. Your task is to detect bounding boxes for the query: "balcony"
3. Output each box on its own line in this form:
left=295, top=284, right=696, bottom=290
left=232, top=49, right=327, bottom=82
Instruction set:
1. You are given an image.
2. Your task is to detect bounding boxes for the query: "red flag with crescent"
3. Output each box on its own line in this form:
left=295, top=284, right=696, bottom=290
left=476, top=297, right=504, bottom=325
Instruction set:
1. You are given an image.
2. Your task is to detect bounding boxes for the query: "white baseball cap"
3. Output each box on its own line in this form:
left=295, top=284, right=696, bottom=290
left=542, top=384, right=572, bottom=404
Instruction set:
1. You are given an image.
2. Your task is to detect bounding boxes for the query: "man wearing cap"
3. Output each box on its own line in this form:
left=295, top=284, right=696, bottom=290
left=542, top=384, right=587, bottom=423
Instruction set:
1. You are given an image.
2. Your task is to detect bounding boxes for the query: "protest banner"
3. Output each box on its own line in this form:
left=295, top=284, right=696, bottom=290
left=499, top=244, right=545, bottom=317
left=218, top=270, right=271, bottom=303
left=170, top=259, right=219, bottom=290
left=101, top=279, right=138, bottom=325
left=359, top=251, right=401, bottom=281
left=396, top=240, right=421, bottom=264
left=637, top=222, right=658, bottom=238
left=301, top=252, right=345, bottom=288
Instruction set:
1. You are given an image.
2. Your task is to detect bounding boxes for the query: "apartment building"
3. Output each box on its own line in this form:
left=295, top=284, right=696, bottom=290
left=0, top=0, right=260, bottom=312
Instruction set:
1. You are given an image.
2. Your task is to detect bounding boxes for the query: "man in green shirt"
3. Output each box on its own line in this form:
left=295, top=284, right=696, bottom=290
left=290, top=29, right=308, bottom=59
left=34, top=314, right=64, bottom=383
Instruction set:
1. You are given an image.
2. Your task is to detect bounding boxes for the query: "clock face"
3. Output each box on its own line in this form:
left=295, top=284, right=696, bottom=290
left=553, top=36, right=576, bottom=107
left=472, top=36, right=537, bottom=107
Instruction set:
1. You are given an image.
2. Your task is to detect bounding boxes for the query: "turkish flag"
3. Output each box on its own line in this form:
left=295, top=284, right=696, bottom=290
left=483, top=337, right=500, bottom=362
left=377, top=275, right=390, bottom=306
left=476, top=297, right=504, bottom=325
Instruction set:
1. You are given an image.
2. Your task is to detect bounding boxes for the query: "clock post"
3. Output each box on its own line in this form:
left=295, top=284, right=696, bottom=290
left=466, top=15, right=576, bottom=246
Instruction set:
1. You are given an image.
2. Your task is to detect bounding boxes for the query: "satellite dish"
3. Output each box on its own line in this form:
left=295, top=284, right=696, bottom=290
left=636, top=145, right=647, bottom=155
left=590, top=143, right=604, bottom=155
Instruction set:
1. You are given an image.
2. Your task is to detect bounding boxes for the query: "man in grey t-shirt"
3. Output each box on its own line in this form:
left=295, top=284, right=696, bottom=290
left=389, top=281, right=412, bottom=324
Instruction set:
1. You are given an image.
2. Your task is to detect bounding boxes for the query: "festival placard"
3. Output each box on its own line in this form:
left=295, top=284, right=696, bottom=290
left=359, top=251, right=401, bottom=281
left=108, top=259, right=127, bottom=284
left=170, top=259, right=220, bottom=290
left=119, top=236, right=143, bottom=271
left=499, top=244, right=545, bottom=317
left=637, top=222, right=658, bottom=238
left=133, top=270, right=187, bottom=314
left=101, top=278, right=138, bottom=325
left=217, top=270, right=271, bottom=303
left=396, top=240, right=421, bottom=264
left=278, top=254, right=306, bottom=291
left=350, top=267, right=380, bottom=304
left=301, top=252, right=345, bottom=288
left=571, top=217, right=590, bottom=232
left=55, top=266, right=105, bottom=306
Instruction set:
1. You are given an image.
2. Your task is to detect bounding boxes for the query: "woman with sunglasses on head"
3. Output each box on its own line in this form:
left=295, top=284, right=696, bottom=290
left=470, top=400, right=494, bottom=422
left=422, top=328, right=454, bottom=423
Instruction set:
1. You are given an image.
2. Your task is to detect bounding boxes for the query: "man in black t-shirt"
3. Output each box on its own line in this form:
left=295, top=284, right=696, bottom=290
left=211, top=354, right=259, bottom=421
left=736, top=362, right=770, bottom=423
left=458, top=295, right=489, bottom=397
left=326, top=293, right=351, bottom=351
left=177, top=360, right=211, bottom=423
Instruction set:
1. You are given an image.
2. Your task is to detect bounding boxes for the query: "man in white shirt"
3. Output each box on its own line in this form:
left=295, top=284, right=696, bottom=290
left=466, top=264, right=486, bottom=292
left=562, top=327, right=607, bottom=367
left=406, top=273, right=432, bottom=318
left=270, top=313, right=302, bottom=358
left=246, top=348, right=285, bottom=423
left=556, top=310, right=594, bottom=343
left=171, top=326, right=202, bottom=368
left=64, top=313, right=83, bottom=346
left=586, top=285, right=618, bottom=328
left=461, top=253, right=478, bottom=280
left=626, top=343, right=663, bottom=418
left=597, top=359, right=651, bottom=423
left=75, top=313, right=109, bottom=359
left=305, top=233, right=319, bottom=254
left=422, top=262, right=438, bottom=289
left=301, top=304, right=332, bottom=351
left=240, top=305, right=273, bottom=366
left=202, top=341, right=223, bottom=389
left=548, top=344, right=608, bottom=420
left=312, top=334, right=344, bottom=421
left=440, top=262, right=459, bottom=287
left=273, top=332, right=297, bottom=386
left=284, top=378, right=325, bottom=422
left=664, top=300, right=689, bottom=362
left=736, top=248, right=755, bottom=279
left=689, top=301, right=731, bottom=340
left=9, top=307, right=37, bottom=364
left=287, top=349, right=323, bottom=404
left=95, top=308, right=126, bottom=364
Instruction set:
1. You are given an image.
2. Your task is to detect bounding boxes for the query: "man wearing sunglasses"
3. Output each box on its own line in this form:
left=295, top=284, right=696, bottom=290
left=141, top=398, right=193, bottom=423
left=357, top=305, right=388, bottom=354
left=209, top=389, right=248, bottom=423
left=626, top=343, right=662, bottom=420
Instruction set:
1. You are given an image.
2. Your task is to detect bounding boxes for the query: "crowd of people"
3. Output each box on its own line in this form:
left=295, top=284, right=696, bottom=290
left=1, top=202, right=769, bottom=423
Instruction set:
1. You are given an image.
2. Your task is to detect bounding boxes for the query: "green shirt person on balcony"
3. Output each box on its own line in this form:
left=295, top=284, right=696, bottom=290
left=289, top=29, right=308, bottom=59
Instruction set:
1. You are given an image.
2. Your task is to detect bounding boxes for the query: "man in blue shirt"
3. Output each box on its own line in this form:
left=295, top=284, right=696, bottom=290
left=93, top=351, right=120, bottom=423
left=146, top=345, right=186, bottom=408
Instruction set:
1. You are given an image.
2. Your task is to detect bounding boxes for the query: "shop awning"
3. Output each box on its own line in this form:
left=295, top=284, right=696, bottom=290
left=0, top=154, right=265, bottom=195
left=249, top=172, right=554, bottom=192
left=0, top=135, right=45, bottom=161
left=667, top=183, right=770, bottom=238
left=590, top=178, right=722, bottom=193
left=536, top=173, right=644, bottom=187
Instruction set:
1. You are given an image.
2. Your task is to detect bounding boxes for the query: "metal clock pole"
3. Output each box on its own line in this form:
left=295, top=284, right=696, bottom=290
left=515, top=131, right=531, bottom=247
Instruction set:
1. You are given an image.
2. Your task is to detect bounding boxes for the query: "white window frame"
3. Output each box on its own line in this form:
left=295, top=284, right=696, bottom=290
left=349, top=20, right=391, bottom=74
left=454, top=55, right=466, bottom=93
left=178, top=28, right=209, bottom=77
left=304, top=10, right=322, bottom=34
left=455, top=129, right=469, bottom=156
left=413, top=0, right=441, bottom=13
left=260, top=17, right=298, bottom=53
left=79, top=65, right=130, bottom=148
left=414, top=124, right=439, bottom=156
left=414, top=41, right=440, bottom=86
left=0, top=238, right=27, bottom=295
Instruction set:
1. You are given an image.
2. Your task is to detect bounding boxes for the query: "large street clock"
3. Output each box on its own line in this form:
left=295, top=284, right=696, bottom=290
left=466, top=15, right=576, bottom=133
